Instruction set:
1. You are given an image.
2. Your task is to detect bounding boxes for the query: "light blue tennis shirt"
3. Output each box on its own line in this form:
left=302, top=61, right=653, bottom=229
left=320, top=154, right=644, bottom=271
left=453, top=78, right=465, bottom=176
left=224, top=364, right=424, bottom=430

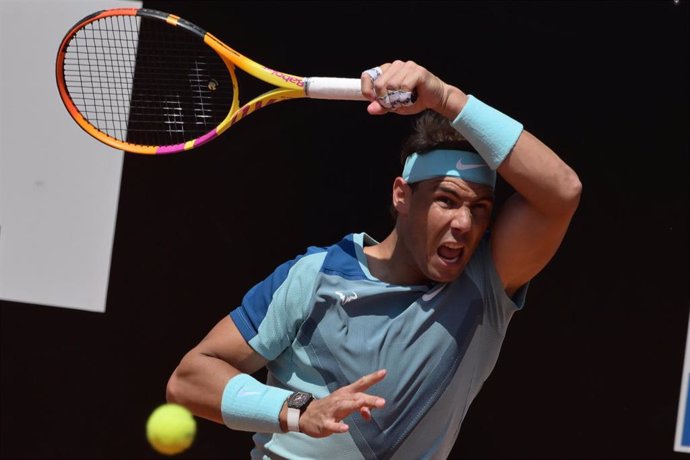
left=230, top=233, right=527, bottom=460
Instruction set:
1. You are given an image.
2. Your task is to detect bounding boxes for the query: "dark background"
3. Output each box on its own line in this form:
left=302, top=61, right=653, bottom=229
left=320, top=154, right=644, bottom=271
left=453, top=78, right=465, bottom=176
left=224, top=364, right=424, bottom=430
left=1, top=1, right=688, bottom=459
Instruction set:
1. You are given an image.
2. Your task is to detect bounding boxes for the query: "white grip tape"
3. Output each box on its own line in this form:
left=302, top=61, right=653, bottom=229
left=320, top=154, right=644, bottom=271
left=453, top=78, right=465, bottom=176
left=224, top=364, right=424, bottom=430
left=304, top=77, right=365, bottom=101
left=304, top=76, right=415, bottom=109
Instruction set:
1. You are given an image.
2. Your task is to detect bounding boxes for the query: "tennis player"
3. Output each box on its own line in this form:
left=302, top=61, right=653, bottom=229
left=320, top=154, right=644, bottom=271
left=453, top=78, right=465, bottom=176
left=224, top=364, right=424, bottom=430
left=166, top=60, right=581, bottom=459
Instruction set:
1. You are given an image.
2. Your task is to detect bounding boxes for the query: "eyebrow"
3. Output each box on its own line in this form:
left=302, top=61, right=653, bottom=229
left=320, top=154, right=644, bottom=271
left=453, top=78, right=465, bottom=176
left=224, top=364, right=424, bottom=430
left=437, top=185, right=494, bottom=202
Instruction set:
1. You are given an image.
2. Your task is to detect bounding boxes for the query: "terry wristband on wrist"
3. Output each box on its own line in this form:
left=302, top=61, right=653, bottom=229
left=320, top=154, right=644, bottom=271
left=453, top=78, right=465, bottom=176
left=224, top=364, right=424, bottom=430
left=450, top=95, right=524, bottom=170
left=221, top=373, right=292, bottom=434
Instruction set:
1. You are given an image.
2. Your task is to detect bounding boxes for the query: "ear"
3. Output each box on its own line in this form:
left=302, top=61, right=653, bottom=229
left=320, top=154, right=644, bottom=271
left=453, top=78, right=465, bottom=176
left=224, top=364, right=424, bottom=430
left=392, top=177, right=412, bottom=216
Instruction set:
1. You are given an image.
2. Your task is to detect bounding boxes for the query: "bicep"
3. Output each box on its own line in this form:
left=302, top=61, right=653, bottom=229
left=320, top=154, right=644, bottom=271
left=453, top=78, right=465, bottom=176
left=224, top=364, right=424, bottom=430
left=490, top=193, right=575, bottom=296
left=167, top=316, right=267, bottom=424
left=195, top=315, right=267, bottom=375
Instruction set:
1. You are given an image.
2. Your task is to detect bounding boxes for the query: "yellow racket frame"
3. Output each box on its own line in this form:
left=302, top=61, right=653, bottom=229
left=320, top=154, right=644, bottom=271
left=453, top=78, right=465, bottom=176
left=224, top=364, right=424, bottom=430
left=57, top=8, right=310, bottom=155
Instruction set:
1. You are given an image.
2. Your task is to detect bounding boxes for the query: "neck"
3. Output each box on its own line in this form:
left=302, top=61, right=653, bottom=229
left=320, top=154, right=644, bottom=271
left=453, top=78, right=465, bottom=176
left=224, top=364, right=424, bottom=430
left=363, top=228, right=427, bottom=286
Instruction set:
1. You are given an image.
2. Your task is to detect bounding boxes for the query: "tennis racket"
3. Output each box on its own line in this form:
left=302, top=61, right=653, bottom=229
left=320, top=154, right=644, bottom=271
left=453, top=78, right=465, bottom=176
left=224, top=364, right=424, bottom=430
left=55, top=8, right=413, bottom=155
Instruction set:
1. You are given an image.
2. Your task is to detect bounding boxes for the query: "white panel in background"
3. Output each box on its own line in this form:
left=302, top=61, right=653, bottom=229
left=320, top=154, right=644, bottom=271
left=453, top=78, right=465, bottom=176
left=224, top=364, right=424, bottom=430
left=0, top=0, right=141, bottom=312
left=675, top=309, right=690, bottom=452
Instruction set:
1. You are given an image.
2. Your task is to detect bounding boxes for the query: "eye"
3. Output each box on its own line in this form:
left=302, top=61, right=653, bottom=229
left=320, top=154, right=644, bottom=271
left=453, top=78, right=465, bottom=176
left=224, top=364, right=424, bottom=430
left=471, top=201, right=493, bottom=214
left=436, top=196, right=454, bottom=207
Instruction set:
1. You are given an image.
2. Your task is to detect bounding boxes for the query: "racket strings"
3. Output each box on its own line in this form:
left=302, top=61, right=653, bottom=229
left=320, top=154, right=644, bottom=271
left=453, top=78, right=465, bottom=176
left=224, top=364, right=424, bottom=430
left=63, top=15, right=234, bottom=147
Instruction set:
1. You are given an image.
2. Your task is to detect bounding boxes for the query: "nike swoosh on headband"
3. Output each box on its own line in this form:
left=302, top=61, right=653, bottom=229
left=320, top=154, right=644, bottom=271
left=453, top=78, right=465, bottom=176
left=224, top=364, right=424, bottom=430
left=456, top=159, right=487, bottom=171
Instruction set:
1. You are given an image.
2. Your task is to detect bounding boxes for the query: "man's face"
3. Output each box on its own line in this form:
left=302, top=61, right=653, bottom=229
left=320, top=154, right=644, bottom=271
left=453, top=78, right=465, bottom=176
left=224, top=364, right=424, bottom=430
left=396, top=177, right=494, bottom=283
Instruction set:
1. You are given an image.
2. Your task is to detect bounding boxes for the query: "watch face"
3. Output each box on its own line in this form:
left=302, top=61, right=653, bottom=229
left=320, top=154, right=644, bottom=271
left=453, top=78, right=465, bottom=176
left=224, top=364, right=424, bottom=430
left=288, top=392, right=313, bottom=409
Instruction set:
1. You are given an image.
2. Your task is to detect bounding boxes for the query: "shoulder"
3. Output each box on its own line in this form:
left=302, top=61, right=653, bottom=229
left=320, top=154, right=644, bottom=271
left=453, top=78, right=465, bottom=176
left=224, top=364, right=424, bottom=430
left=242, top=233, right=363, bottom=306
left=463, top=231, right=528, bottom=315
left=320, top=233, right=373, bottom=280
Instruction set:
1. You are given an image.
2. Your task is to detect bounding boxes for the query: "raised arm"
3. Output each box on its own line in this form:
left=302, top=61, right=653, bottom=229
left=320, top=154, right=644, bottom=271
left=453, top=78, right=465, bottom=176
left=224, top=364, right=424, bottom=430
left=488, top=128, right=581, bottom=295
left=361, top=61, right=581, bottom=295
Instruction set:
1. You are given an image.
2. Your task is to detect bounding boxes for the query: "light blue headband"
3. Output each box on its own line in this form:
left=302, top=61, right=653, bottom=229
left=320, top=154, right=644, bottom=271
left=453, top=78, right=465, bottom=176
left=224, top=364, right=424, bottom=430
left=402, top=149, right=496, bottom=189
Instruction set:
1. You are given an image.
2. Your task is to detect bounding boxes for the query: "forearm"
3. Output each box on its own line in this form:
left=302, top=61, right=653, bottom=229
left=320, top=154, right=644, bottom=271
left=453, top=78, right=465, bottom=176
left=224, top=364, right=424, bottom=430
left=498, top=130, right=581, bottom=217
left=440, top=85, right=581, bottom=217
left=166, top=350, right=241, bottom=424
left=433, top=83, right=469, bottom=120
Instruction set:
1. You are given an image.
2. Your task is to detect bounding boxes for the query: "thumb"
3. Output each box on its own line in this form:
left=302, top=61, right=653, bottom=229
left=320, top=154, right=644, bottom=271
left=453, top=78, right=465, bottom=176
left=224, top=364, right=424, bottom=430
left=367, top=101, right=388, bottom=116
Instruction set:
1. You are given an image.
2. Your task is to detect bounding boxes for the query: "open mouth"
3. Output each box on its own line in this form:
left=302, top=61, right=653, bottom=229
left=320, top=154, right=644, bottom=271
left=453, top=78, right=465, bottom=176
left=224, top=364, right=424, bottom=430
left=437, top=244, right=464, bottom=264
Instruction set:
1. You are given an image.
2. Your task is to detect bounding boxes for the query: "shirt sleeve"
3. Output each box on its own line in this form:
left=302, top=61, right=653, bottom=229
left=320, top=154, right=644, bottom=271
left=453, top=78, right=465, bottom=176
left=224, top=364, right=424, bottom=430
left=229, top=247, right=327, bottom=360
left=464, top=234, right=528, bottom=333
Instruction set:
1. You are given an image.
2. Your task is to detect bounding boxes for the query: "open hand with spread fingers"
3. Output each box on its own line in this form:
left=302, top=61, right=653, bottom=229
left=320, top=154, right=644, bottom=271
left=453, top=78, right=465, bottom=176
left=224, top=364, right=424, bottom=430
left=290, top=369, right=387, bottom=438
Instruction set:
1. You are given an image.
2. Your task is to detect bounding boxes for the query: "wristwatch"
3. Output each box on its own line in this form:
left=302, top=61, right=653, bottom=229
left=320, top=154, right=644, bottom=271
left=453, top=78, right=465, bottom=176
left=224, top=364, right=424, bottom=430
left=286, top=391, right=314, bottom=432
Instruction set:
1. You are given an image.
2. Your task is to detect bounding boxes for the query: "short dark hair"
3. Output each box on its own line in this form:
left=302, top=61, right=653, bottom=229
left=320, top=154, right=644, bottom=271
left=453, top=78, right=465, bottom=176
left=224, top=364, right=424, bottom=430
left=399, top=110, right=475, bottom=165
left=389, top=111, right=476, bottom=220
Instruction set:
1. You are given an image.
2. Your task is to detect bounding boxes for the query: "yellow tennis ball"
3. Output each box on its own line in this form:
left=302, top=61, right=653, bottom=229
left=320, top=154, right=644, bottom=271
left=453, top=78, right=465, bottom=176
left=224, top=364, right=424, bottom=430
left=146, top=403, right=196, bottom=456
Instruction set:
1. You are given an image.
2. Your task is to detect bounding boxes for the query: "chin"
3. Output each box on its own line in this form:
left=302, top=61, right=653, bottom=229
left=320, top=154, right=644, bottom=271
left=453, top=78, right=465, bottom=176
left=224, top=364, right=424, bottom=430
left=430, top=272, right=463, bottom=283
left=427, top=260, right=467, bottom=283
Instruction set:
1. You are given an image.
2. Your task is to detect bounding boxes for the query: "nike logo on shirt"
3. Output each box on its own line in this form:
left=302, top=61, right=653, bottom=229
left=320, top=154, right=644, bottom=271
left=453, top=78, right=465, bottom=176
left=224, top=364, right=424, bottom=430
left=422, top=283, right=446, bottom=301
left=335, top=291, right=358, bottom=305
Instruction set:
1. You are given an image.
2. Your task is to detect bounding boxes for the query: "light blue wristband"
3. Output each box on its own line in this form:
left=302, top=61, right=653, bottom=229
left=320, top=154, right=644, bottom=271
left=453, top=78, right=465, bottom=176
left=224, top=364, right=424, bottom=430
left=450, top=95, right=524, bottom=170
left=221, top=373, right=292, bottom=434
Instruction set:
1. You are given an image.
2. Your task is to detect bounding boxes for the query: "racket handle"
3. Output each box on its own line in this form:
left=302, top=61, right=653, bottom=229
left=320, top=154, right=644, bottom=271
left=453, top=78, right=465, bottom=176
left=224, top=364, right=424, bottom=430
left=304, top=77, right=416, bottom=110
left=304, top=77, right=366, bottom=101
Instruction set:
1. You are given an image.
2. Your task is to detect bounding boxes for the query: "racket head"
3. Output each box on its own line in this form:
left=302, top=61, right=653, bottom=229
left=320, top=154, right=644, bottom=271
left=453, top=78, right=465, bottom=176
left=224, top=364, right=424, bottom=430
left=56, top=8, right=239, bottom=154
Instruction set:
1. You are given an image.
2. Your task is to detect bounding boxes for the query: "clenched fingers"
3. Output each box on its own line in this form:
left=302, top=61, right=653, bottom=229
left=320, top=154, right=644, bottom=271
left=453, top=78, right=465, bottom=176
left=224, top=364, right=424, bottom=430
left=362, top=61, right=425, bottom=114
left=360, top=64, right=390, bottom=100
left=361, top=60, right=448, bottom=116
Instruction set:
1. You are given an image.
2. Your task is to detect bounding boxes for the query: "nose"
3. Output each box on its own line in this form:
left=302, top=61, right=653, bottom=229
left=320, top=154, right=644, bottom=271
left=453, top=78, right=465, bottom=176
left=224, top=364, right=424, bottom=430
left=450, top=205, right=472, bottom=234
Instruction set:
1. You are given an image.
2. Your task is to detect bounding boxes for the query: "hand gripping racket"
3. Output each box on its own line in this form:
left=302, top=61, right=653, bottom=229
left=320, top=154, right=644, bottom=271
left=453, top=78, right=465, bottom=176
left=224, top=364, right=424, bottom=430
left=56, top=8, right=413, bottom=155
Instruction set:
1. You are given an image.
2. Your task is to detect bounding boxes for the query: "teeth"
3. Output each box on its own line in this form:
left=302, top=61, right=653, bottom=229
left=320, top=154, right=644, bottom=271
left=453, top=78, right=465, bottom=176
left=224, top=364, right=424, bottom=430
left=438, top=245, right=462, bottom=264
